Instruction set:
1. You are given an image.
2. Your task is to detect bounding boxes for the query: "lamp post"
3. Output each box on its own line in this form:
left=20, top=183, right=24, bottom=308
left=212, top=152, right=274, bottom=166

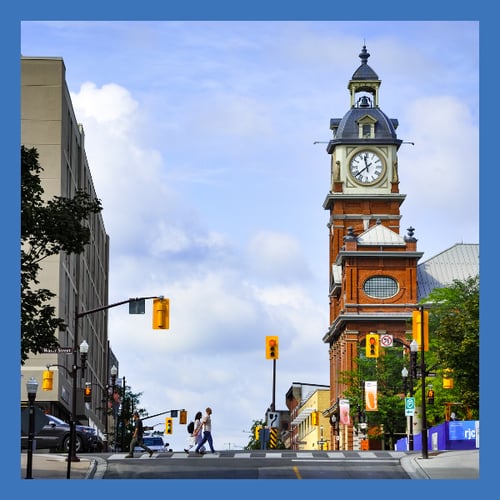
left=25, top=377, right=39, bottom=479
left=401, top=364, right=414, bottom=451
left=105, top=364, right=118, bottom=453
left=66, top=339, right=89, bottom=479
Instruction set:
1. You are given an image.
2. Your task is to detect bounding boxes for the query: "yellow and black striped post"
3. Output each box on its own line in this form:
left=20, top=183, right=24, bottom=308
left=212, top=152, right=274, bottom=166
left=269, top=428, right=278, bottom=449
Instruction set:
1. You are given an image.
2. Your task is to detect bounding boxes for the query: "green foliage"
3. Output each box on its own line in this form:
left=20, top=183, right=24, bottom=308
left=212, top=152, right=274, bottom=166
left=21, top=146, right=103, bottom=363
left=426, top=275, right=479, bottom=417
left=115, top=383, right=144, bottom=451
left=340, top=348, right=407, bottom=448
left=245, top=419, right=265, bottom=449
left=339, top=276, right=480, bottom=444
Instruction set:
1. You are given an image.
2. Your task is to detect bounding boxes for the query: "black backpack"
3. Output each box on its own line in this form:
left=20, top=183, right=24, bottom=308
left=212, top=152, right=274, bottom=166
left=187, top=421, right=194, bottom=434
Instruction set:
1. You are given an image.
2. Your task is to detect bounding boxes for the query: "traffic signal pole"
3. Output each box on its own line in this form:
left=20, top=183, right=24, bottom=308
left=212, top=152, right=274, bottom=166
left=420, top=305, right=428, bottom=459
left=66, top=295, right=160, bottom=479
left=271, top=359, right=276, bottom=412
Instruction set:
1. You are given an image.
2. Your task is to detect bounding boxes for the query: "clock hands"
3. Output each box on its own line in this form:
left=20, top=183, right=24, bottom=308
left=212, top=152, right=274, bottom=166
left=356, top=154, right=372, bottom=177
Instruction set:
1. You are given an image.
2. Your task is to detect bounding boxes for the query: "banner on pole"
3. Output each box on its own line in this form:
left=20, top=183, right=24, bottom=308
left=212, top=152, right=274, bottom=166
left=365, top=381, right=378, bottom=412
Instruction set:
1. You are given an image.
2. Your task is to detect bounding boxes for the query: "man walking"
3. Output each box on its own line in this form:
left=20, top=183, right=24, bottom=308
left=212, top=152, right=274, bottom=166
left=125, top=411, right=154, bottom=458
left=195, top=407, right=216, bottom=454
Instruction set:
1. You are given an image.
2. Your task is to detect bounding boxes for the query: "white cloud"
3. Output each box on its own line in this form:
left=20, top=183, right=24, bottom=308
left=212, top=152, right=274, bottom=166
left=21, top=21, right=479, bottom=452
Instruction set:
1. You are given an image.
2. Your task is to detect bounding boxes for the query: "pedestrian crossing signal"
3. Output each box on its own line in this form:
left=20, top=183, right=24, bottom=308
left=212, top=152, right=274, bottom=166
left=84, top=384, right=92, bottom=402
left=266, top=336, right=279, bottom=359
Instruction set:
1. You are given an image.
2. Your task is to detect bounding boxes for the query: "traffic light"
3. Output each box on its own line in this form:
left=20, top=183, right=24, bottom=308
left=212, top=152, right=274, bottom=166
left=266, top=336, right=279, bottom=359
left=42, top=370, right=53, bottom=391
left=443, top=368, right=454, bottom=389
left=152, top=297, right=170, bottom=329
left=412, top=309, right=429, bottom=351
left=179, top=410, right=187, bottom=424
left=365, top=333, right=379, bottom=358
left=311, top=411, right=319, bottom=426
left=84, top=384, right=92, bottom=402
left=427, top=389, right=435, bottom=405
left=165, top=417, right=173, bottom=434
left=255, top=425, right=262, bottom=441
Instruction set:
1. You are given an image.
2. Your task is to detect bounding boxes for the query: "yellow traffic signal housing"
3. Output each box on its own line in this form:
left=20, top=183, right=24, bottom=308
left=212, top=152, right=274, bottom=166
left=412, top=309, right=429, bottom=351
left=427, top=389, right=435, bottom=405
left=179, top=410, right=187, bottom=424
left=266, top=336, right=279, bottom=359
left=42, top=370, right=53, bottom=391
left=443, top=368, right=454, bottom=389
left=165, top=417, right=173, bottom=434
left=84, top=384, right=92, bottom=402
left=365, top=333, right=380, bottom=358
left=255, top=425, right=262, bottom=441
left=153, top=298, right=170, bottom=329
left=311, top=411, right=319, bottom=426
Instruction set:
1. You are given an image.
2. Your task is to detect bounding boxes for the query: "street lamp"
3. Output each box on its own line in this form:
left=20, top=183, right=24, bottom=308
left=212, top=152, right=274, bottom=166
left=25, top=377, right=39, bottom=479
left=66, top=339, right=89, bottom=479
left=104, top=364, right=118, bottom=452
left=110, top=365, right=118, bottom=387
left=401, top=364, right=414, bottom=451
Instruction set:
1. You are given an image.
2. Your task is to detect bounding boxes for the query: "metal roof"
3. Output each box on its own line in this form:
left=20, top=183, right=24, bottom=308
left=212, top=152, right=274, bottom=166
left=417, top=243, right=479, bottom=300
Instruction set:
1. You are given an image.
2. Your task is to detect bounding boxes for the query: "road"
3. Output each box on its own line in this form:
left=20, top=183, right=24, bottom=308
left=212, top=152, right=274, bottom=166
left=99, top=449, right=412, bottom=479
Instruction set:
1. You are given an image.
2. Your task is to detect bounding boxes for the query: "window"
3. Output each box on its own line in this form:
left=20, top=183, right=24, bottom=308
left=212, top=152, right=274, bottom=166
left=363, top=276, right=398, bottom=298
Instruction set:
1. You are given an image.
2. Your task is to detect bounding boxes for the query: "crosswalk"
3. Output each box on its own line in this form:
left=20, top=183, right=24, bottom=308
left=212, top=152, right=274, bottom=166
left=108, top=450, right=409, bottom=460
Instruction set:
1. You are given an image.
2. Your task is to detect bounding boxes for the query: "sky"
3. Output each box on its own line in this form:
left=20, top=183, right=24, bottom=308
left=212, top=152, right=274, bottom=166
left=5, top=1, right=494, bottom=495
left=18, top=20, right=480, bottom=454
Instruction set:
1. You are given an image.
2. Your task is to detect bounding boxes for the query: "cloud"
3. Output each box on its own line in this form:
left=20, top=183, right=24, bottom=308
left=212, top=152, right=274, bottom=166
left=24, top=21, right=478, bottom=452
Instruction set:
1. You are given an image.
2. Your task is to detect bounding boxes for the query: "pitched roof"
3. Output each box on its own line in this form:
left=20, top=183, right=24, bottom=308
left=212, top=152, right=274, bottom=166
left=417, top=243, right=479, bottom=299
left=357, top=223, right=406, bottom=246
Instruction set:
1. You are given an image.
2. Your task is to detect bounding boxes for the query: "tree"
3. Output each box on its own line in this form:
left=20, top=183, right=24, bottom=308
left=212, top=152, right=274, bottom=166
left=340, top=347, right=407, bottom=449
left=21, top=146, right=102, bottom=364
left=425, top=275, right=479, bottom=417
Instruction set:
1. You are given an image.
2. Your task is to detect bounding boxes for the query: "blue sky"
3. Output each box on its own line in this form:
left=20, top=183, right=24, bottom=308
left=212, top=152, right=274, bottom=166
left=19, top=19, right=480, bottom=454
left=5, top=1, right=492, bottom=496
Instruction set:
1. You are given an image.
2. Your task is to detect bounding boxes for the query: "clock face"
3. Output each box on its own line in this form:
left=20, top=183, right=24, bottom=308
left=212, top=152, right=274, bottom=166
left=349, top=150, right=384, bottom=184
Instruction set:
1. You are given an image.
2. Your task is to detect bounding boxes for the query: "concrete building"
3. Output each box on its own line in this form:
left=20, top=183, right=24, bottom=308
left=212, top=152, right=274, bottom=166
left=20, top=56, right=113, bottom=443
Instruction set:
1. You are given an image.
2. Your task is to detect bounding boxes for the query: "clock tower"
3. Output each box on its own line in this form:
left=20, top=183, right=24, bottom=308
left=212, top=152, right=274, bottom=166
left=322, top=46, right=423, bottom=449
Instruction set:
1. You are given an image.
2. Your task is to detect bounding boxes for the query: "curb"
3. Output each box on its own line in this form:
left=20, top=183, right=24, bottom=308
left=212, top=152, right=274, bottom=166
left=399, top=455, right=430, bottom=479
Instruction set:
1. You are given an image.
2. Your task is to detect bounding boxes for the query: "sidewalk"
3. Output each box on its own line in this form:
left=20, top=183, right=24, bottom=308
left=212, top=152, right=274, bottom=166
left=400, top=449, right=479, bottom=479
left=20, top=451, right=97, bottom=479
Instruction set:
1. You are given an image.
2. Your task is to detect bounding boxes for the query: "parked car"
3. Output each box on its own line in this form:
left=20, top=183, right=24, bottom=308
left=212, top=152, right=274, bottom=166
left=21, top=414, right=100, bottom=453
left=134, top=436, right=166, bottom=453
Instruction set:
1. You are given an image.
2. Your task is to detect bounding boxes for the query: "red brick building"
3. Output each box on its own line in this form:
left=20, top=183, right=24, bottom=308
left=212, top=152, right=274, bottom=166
left=321, top=46, right=422, bottom=450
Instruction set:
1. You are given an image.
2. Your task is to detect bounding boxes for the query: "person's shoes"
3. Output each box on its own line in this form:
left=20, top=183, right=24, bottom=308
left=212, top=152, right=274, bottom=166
left=149, top=450, right=154, bottom=457
left=184, top=448, right=190, bottom=454
left=125, top=454, right=133, bottom=458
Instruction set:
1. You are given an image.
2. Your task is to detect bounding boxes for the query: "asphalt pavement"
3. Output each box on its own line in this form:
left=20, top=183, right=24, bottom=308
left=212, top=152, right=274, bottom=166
left=20, top=449, right=479, bottom=480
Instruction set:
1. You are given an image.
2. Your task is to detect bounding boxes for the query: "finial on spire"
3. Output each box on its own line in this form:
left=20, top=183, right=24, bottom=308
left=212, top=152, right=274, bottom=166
left=359, top=44, right=370, bottom=65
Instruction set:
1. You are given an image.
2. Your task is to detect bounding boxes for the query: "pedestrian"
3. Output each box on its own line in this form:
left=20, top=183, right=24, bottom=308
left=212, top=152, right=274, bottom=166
left=184, top=411, right=206, bottom=454
left=195, top=407, right=215, bottom=454
left=125, top=411, right=154, bottom=458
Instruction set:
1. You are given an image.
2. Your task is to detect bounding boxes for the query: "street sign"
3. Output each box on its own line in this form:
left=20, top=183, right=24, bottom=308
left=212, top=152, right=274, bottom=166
left=42, top=347, right=73, bottom=353
left=405, top=397, right=415, bottom=417
left=266, top=411, right=280, bottom=428
left=21, top=407, right=49, bottom=435
left=380, top=334, right=393, bottom=347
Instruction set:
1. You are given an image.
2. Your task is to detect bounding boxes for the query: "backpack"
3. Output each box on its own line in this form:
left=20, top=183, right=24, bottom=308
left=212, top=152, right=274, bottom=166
left=187, top=421, right=194, bottom=434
